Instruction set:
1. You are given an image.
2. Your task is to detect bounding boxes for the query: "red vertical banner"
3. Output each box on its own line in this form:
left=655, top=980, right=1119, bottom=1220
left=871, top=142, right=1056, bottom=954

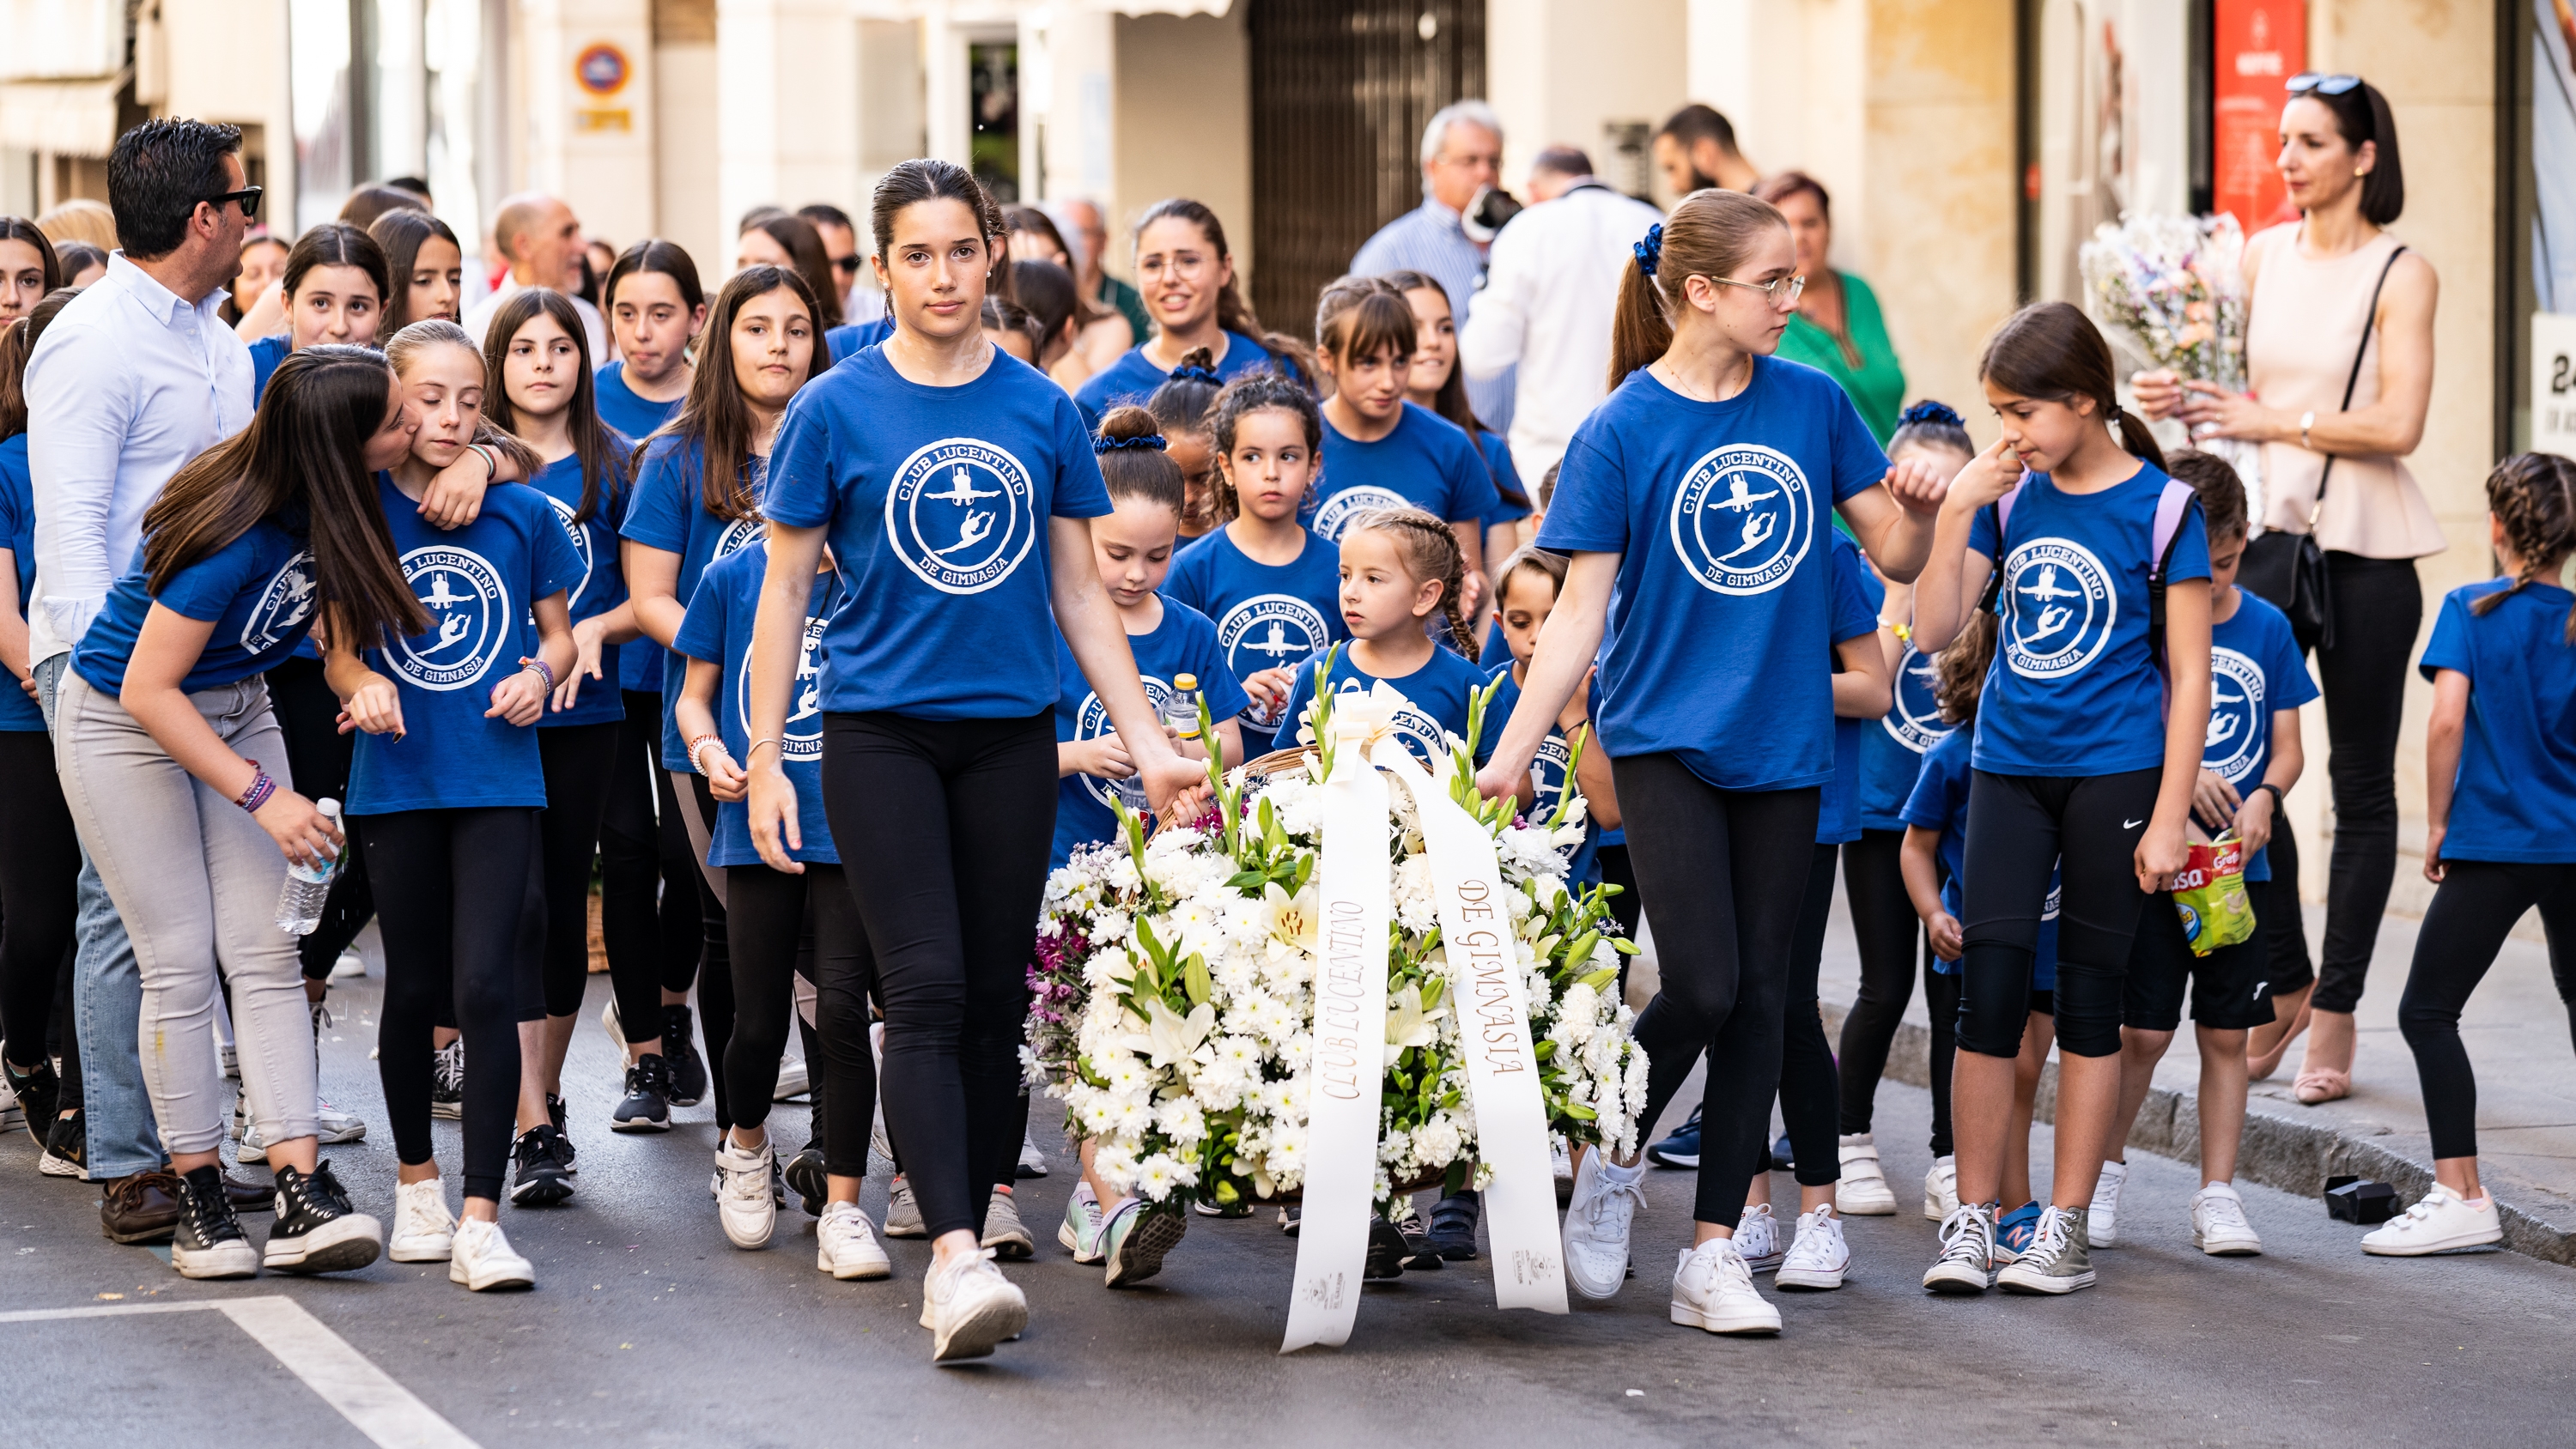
left=2213, top=0, right=2306, bottom=232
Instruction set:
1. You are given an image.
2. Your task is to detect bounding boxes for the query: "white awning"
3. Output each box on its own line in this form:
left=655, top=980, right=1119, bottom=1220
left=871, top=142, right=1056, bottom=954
left=0, top=70, right=128, bottom=157
left=0, top=0, right=126, bottom=82
left=1080, top=0, right=1230, bottom=15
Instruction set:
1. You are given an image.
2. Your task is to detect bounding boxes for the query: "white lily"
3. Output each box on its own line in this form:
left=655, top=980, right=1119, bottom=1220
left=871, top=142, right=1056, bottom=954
left=1261, top=879, right=1320, bottom=952
left=1382, top=981, right=1448, bottom=1067
left=1123, top=995, right=1218, bottom=1069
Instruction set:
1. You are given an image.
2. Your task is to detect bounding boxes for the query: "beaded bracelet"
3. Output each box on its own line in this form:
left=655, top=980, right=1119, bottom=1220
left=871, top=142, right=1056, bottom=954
left=237, top=762, right=276, bottom=814
left=687, top=735, right=724, bottom=775
left=522, top=657, right=556, bottom=690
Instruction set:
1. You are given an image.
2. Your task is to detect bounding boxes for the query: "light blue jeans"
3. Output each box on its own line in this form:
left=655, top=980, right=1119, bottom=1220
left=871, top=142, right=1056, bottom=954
left=35, top=654, right=161, bottom=1179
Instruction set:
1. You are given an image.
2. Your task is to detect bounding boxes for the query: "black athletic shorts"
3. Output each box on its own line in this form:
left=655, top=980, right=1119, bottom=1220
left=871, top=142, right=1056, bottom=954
left=2123, top=876, right=2277, bottom=1033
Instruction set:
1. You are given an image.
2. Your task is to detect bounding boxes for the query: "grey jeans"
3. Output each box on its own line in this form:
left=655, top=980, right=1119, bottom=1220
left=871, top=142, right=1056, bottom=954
left=52, top=672, right=318, bottom=1156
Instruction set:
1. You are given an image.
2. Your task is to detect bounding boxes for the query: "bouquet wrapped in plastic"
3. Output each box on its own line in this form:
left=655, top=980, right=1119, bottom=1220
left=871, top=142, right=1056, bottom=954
left=2080, top=211, right=2260, bottom=513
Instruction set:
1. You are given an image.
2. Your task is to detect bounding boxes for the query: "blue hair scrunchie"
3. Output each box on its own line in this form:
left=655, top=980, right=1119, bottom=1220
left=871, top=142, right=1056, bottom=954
left=1092, top=433, right=1169, bottom=454
left=1899, top=400, right=1965, bottom=429
left=1166, top=363, right=1224, bottom=385
left=1632, top=222, right=1665, bottom=277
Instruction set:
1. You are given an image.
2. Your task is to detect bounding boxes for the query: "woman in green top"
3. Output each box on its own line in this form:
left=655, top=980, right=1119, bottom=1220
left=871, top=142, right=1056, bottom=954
left=1756, top=171, right=1907, bottom=444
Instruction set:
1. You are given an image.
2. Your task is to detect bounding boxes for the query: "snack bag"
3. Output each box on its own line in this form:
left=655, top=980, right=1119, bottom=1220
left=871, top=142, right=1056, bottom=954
left=2171, top=834, right=2255, bottom=957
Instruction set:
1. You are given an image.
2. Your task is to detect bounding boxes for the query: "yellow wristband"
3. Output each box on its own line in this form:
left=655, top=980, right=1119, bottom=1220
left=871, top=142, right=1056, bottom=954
left=1881, top=618, right=1911, bottom=644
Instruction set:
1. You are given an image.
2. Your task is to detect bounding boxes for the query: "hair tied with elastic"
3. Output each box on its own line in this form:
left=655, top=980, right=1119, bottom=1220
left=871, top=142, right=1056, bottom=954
left=1093, top=433, right=1168, bottom=454
left=1899, top=400, right=1964, bottom=429
left=1632, top=222, right=1664, bottom=277
left=1166, top=363, right=1223, bottom=386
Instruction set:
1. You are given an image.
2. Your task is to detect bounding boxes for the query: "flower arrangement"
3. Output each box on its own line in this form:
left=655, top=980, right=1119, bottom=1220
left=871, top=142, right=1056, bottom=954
left=2079, top=211, right=2249, bottom=390
left=1024, top=659, right=1648, bottom=1216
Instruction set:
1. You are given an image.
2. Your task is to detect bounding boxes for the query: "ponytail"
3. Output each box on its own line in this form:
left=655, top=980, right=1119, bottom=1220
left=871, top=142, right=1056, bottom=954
left=1606, top=191, right=1788, bottom=391
left=1607, top=253, right=1673, bottom=391
left=2114, top=407, right=2167, bottom=474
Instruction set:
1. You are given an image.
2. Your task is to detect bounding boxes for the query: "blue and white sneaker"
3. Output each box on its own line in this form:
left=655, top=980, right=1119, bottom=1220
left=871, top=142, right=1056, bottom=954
left=1994, top=1201, right=2044, bottom=1264
left=1646, top=1106, right=1702, bottom=1169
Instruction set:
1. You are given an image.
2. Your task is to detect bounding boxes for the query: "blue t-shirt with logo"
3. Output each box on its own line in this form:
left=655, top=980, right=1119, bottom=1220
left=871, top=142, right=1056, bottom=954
left=1161, top=524, right=1346, bottom=755
left=349, top=477, right=584, bottom=815
left=1479, top=431, right=1530, bottom=530
left=0, top=435, right=40, bottom=730
left=620, top=434, right=771, bottom=767
left=1862, top=640, right=1951, bottom=833
left=1049, top=600, right=1249, bottom=869
left=766, top=348, right=1114, bottom=721
left=1485, top=660, right=1601, bottom=887
left=73, top=521, right=318, bottom=698
left=2417, top=579, right=2576, bottom=864
left=526, top=440, right=635, bottom=729
left=1966, top=464, right=2211, bottom=778
left=672, top=541, right=845, bottom=867
left=1073, top=331, right=1273, bottom=429
left=1535, top=357, right=1891, bottom=792
left=823, top=318, right=893, bottom=367
left=593, top=360, right=685, bottom=444
left=248, top=334, right=291, bottom=405
left=1309, top=403, right=1503, bottom=542
left=2203, top=589, right=2317, bottom=882
left=1901, top=728, right=2058, bottom=985
left=1818, top=531, right=1885, bottom=846
left=1278, top=643, right=1495, bottom=773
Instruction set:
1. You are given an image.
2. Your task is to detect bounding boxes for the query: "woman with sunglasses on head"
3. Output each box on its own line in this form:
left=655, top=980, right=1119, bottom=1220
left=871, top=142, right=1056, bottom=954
left=2130, top=73, right=2440, bottom=1105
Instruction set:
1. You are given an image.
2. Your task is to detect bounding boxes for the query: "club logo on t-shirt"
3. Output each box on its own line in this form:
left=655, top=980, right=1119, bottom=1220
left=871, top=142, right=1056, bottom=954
left=544, top=495, right=596, bottom=612
left=2203, top=646, right=2267, bottom=785
left=1668, top=445, right=1813, bottom=596
left=1218, top=594, right=1330, bottom=728
left=1078, top=674, right=1178, bottom=812
left=1311, top=485, right=1413, bottom=543
left=239, top=550, right=317, bottom=653
left=1531, top=733, right=1579, bottom=816
left=884, top=437, right=1037, bottom=595
left=736, top=610, right=829, bottom=762
left=389, top=545, right=510, bottom=691
left=2000, top=537, right=2116, bottom=680
left=714, top=514, right=762, bottom=563
left=1880, top=645, right=1952, bottom=754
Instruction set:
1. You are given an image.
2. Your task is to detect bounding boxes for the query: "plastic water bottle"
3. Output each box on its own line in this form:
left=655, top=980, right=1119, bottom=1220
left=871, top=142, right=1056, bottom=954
left=1163, top=673, right=1201, bottom=743
left=275, top=798, right=343, bottom=936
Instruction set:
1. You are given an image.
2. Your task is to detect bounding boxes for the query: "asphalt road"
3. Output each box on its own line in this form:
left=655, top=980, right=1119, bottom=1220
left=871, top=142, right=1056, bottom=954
left=3, top=971, right=2570, bottom=1449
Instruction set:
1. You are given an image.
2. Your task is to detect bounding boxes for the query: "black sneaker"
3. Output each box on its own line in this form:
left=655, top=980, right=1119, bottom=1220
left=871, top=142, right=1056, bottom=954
left=611, top=1053, right=673, bottom=1133
left=3, top=1056, right=58, bottom=1149
left=1279, top=1202, right=1301, bottom=1236
left=172, top=1165, right=258, bottom=1278
left=429, top=1039, right=465, bottom=1120
left=1424, top=1190, right=1481, bottom=1261
left=662, top=1005, right=708, bottom=1106
left=1395, top=1203, right=1446, bottom=1270
left=40, top=1104, right=85, bottom=1179
left=509, top=1125, right=574, bottom=1205
left=545, top=1094, right=577, bottom=1174
left=263, top=1161, right=383, bottom=1274
left=1646, top=1104, right=1703, bottom=1168
left=784, top=1143, right=829, bottom=1216
left=1364, top=1216, right=1409, bottom=1279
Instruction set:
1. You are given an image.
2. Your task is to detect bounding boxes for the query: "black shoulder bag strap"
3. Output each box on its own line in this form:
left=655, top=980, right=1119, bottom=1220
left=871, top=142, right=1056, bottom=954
left=2299, top=243, right=2407, bottom=652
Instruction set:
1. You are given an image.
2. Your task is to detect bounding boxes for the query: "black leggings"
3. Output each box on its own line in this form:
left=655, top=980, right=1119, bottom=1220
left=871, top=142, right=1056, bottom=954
left=820, top=710, right=1054, bottom=1241
left=528, top=722, right=620, bottom=1021
left=2306, top=554, right=2420, bottom=1014
left=1834, top=828, right=1950, bottom=1147
left=0, top=729, right=77, bottom=1073
left=677, top=773, right=736, bottom=1128
left=1613, top=754, right=1819, bottom=1226
left=266, top=655, right=374, bottom=979
left=597, top=690, right=705, bottom=1040
left=1772, top=843, right=1841, bottom=1187
left=1959, top=768, right=2160, bottom=1060
left=362, top=807, right=537, bottom=1203
left=723, top=863, right=875, bottom=1170
left=2257, top=808, right=2318, bottom=997
left=2395, top=860, right=2576, bottom=1161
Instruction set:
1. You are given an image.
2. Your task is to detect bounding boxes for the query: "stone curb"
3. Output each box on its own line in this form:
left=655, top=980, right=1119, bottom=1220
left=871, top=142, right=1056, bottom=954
left=1819, top=1002, right=2575, bottom=1267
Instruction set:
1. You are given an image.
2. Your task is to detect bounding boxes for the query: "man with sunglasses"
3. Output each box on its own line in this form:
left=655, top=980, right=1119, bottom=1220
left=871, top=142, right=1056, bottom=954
left=21, top=118, right=264, bottom=1245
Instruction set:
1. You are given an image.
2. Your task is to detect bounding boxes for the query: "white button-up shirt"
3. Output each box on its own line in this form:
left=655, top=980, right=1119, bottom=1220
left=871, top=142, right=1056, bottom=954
left=25, top=252, right=256, bottom=664
left=1352, top=197, right=1516, bottom=436
left=1459, top=181, right=1668, bottom=484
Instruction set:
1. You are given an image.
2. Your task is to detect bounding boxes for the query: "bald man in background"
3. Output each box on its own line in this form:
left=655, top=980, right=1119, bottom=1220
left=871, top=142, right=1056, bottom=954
left=461, top=191, right=609, bottom=359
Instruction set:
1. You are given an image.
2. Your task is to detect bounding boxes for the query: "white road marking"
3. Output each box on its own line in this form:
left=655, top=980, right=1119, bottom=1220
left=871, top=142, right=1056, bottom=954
left=0, top=1296, right=482, bottom=1448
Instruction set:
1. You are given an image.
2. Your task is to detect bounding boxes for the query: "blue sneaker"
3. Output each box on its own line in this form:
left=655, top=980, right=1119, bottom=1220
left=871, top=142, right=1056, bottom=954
left=1646, top=1106, right=1703, bottom=1168
left=1994, top=1201, right=2044, bottom=1264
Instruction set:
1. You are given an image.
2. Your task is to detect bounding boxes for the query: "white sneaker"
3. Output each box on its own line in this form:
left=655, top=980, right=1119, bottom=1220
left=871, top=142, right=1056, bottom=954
left=331, top=949, right=367, bottom=980
left=715, top=1137, right=778, bottom=1249
left=1560, top=1151, right=1645, bottom=1300
left=1776, top=1206, right=1850, bottom=1290
left=2191, top=1182, right=2263, bottom=1256
left=817, top=1201, right=893, bottom=1280
left=1669, top=1239, right=1780, bottom=1335
left=315, top=1100, right=367, bottom=1144
left=1922, top=1202, right=1997, bottom=1294
left=387, top=1179, right=457, bottom=1262
left=773, top=1057, right=811, bottom=1101
left=448, top=1217, right=534, bottom=1290
left=1060, top=1182, right=1105, bottom=1263
left=1733, top=1202, right=1783, bottom=1272
left=2088, top=1159, right=2128, bottom=1247
left=2360, top=1181, right=2504, bottom=1257
left=1923, top=1155, right=1959, bottom=1221
left=884, top=1176, right=927, bottom=1237
left=1017, top=1125, right=1049, bottom=1178
left=981, top=1185, right=1035, bottom=1259
left=1834, top=1135, right=1898, bottom=1216
left=919, top=1249, right=1029, bottom=1362
left=220, top=1041, right=239, bottom=1081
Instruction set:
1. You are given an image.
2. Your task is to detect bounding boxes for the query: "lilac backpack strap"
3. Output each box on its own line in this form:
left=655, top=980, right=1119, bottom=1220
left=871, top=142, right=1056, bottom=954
left=2148, top=479, right=2195, bottom=581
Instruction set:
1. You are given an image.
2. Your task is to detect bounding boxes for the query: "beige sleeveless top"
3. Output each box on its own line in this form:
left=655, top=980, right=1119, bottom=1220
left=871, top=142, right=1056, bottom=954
left=2245, top=225, right=2446, bottom=558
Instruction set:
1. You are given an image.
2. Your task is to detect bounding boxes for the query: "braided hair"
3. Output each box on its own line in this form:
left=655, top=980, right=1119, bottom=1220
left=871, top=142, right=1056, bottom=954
left=2470, top=452, right=2576, bottom=642
left=1347, top=505, right=1478, bottom=664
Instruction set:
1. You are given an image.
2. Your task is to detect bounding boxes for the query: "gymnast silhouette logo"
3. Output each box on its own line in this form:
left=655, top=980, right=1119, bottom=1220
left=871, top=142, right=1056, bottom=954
left=543, top=494, right=597, bottom=613
left=2202, top=646, right=2268, bottom=784
left=1076, top=674, right=1180, bottom=812
left=1309, top=485, right=1413, bottom=543
left=389, top=545, right=510, bottom=691
left=1669, top=445, right=1812, bottom=595
left=1217, top=594, right=1330, bottom=729
left=884, top=438, right=1036, bottom=595
left=736, top=609, right=830, bottom=762
left=1999, top=537, right=2115, bottom=680
left=1531, top=734, right=1579, bottom=820
left=1880, top=644, right=1953, bottom=754
left=238, top=549, right=318, bottom=653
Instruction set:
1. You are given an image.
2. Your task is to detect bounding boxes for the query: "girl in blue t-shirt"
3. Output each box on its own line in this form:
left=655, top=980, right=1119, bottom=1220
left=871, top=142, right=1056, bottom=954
left=2367, top=454, right=2576, bottom=1258
left=482, top=285, right=647, bottom=1145
left=1476, top=191, right=1943, bottom=1333
left=1278, top=507, right=1496, bottom=771
left=1162, top=372, right=1345, bottom=756
left=749, top=161, right=1202, bottom=1362
left=331, top=321, right=581, bottom=1290
left=55, top=344, right=419, bottom=1282
left=1388, top=270, right=1537, bottom=572
left=246, top=222, right=388, bottom=403
left=597, top=239, right=705, bottom=442
left=1144, top=350, right=1224, bottom=542
left=1908, top=300, right=2214, bottom=1296
left=1071, top=197, right=1291, bottom=428
left=618, top=263, right=828, bottom=1135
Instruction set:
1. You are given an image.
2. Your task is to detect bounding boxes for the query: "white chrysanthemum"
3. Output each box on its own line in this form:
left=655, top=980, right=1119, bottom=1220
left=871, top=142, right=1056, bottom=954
left=1412, top=1114, right=1463, bottom=1167
left=1154, top=1096, right=1208, bottom=1144
left=1092, top=1142, right=1139, bottom=1192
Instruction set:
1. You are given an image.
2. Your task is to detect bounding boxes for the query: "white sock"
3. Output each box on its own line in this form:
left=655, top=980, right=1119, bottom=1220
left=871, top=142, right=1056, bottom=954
left=1600, top=1156, right=1644, bottom=1183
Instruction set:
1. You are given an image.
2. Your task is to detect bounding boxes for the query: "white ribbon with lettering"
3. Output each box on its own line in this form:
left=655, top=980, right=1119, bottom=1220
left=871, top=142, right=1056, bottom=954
left=1279, top=692, right=1395, bottom=1354
left=1370, top=737, right=1569, bottom=1314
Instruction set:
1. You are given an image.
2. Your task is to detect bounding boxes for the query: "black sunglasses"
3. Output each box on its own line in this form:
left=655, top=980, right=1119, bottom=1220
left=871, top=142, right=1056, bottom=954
left=203, top=185, right=264, bottom=221
left=831, top=255, right=864, bottom=275
left=2286, top=72, right=2362, bottom=96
